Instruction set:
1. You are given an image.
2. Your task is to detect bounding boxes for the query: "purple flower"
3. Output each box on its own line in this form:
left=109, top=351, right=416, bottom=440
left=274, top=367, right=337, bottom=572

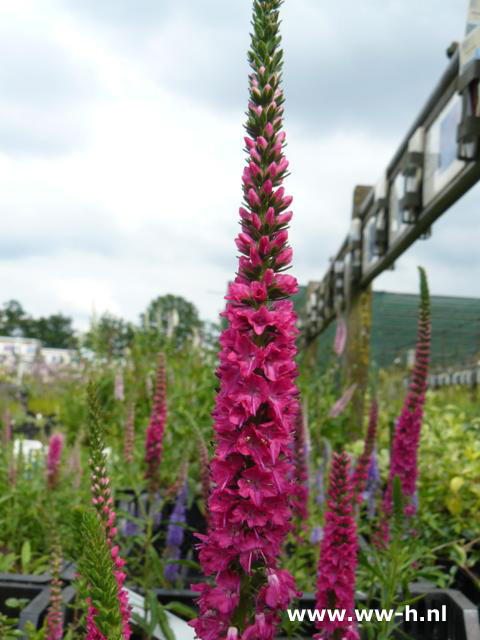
left=310, top=526, right=323, bottom=544
left=315, top=467, right=325, bottom=507
left=164, top=482, right=187, bottom=582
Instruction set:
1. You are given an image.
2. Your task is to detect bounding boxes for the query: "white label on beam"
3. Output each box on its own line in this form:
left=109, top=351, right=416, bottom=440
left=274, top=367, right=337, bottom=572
left=460, top=24, right=480, bottom=68
left=466, top=0, right=480, bottom=34
left=423, top=93, right=465, bottom=207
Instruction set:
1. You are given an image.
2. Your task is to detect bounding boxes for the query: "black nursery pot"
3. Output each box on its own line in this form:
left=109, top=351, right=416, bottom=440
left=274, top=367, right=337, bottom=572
left=18, top=585, right=76, bottom=633
left=453, top=567, right=480, bottom=610
left=0, top=580, right=44, bottom=619
left=0, top=561, right=77, bottom=586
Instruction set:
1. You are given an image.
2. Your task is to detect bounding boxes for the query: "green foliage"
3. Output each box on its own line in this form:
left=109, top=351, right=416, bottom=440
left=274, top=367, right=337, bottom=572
left=0, top=300, right=77, bottom=348
left=0, top=612, right=23, bottom=638
left=84, top=313, right=134, bottom=360
left=415, top=394, right=480, bottom=579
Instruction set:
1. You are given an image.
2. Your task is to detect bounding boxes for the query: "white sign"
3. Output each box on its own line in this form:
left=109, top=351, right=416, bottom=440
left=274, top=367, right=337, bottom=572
left=423, top=93, right=465, bottom=206
left=362, top=216, right=377, bottom=274
left=388, top=173, right=409, bottom=245
left=126, top=588, right=195, bottom=640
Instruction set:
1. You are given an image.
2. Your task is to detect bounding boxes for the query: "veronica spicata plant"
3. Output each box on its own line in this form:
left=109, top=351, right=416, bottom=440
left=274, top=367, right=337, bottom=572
left=86, top=382, right=131, bottom=639
left=351, top=399, right=378, bottom=505
left=190, top=2, right=301, bottom=637
left=46, top=433, right=64, bottom=491
left=145, top=352, right=167, bottom=495
left=73, top=507, right=128, bottom=640
left=315, top=452, right=359, bottom=640
left=384, top=267, right=430, bottom=518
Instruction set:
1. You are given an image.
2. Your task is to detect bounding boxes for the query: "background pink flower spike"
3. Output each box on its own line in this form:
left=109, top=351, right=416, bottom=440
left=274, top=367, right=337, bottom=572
left=314, top=452, right=359, bottom=640
left=328, top=383, right=357, bottom=418
left=334, top=315, right=347, bottom=356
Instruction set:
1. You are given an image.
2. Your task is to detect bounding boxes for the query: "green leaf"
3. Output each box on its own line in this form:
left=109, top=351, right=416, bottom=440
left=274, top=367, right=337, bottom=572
left=21, top=540, right=31, bottom=573
left=164, top=601, right=197, bottom=620
left=450, top=476, right=464, bottom=493
left=156, top=607, right=175, bottom=640
left=5, top=597, right=28, bottom=610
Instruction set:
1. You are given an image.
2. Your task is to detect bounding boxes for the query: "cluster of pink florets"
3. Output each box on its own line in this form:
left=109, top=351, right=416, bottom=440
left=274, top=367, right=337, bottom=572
left=145, top=352, right=167, bottom=492
left=384, top=268, right=430, bottom=519
left=190, top=3, right=301, bottom=637
left=315, top=452, right=359, bottom=640
left=46, top=433, right=64, bottom=490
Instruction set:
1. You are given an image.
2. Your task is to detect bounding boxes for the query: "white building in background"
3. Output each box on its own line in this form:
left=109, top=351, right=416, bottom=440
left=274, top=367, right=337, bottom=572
left=41, top=347, right=76, bottom=367
left=0, top=336, right=78, bottom=379
left=0, top=336, right=41, bottom=367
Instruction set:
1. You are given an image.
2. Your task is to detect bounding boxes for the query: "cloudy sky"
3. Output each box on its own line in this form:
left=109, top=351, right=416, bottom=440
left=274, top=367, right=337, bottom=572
left=0, top=0, right=476, bottom=330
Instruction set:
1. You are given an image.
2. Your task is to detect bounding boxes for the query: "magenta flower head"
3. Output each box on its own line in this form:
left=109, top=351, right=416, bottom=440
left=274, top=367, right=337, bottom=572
left=46, top=433, right=64, bottom=490
left=384, top=267, right=430, bottom=519
left=314, top=452, right=359, bottom=640
left=351, top=399, right=378, bottom=504
left=145, top=353, right=167, bottom=493
left=190, top=2, right=301, bottom=637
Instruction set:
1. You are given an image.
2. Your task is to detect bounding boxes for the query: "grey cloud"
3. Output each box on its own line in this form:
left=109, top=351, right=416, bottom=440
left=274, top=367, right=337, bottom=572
left=0, top=20, right=100, bottom=155
left=65, top=0, right=246, bottom=31
left=0, top=207, right=122, bottom=259
left=282, top=4, right=460, bottom=137
left=117, top=0, right=466, bottom=141
left=0, top=31, right=95, bottom=106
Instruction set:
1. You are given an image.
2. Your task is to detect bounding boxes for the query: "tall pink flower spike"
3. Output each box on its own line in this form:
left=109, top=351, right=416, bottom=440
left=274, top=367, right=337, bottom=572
left=46, top=433, right=64, bottom=490
left=383, top=267, right=430, bottom=521
left=190, top=1, right=301, bottom=638
left=351, top=399, right=378, bottom=505
left=87, top=383, right=131, bottom=640
left=145, top=352, right=167, bottom=493
left=314, top=452, right=359, bottom=640
left=328, top=383, right=357, bottom=418
left=333, top=316, right=347, bottom=356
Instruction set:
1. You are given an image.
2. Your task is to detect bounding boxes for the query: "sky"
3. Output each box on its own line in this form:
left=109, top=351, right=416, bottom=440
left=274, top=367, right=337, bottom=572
left=0, top=0, right=477, bottom=331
